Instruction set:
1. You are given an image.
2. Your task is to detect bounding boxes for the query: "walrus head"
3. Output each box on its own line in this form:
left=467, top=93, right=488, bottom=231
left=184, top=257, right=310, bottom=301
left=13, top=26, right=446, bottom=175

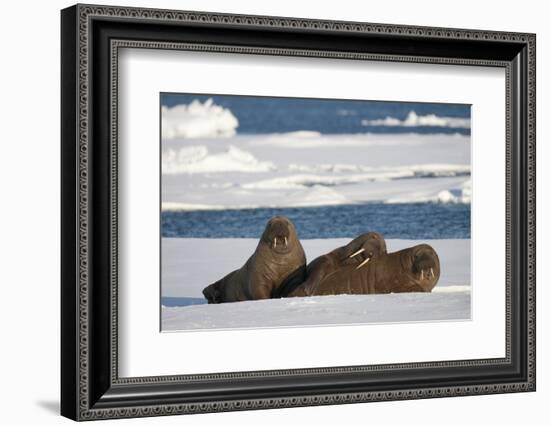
left=202, top=282, right=222, bottom=304
left=344, top=232, right=387, bottom=270
left=400, top=244, right=440, bottom=292
left=260, top=216, right=298, bottom=255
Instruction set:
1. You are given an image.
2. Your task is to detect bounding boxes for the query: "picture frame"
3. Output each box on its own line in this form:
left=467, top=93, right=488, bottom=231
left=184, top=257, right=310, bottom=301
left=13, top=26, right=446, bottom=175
left=61, top=3, right=536, bottom=421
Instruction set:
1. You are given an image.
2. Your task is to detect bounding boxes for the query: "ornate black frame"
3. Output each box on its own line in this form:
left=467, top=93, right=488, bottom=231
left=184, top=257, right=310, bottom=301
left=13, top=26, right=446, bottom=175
left=61, top=3, right=536, bottom=421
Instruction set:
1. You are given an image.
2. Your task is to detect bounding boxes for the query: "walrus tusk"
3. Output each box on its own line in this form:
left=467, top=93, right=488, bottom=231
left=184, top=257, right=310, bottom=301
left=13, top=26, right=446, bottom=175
left=349, top=247, right=365, bottom=258
left=430, top=267, right=434, bottom=278
left=355, top=257, right=370, bottom=270
left=420, top=270, right=424, bottom=280
left=273, top=237, right=277, bottom=249
left=284, top=236, right=288, bottom=246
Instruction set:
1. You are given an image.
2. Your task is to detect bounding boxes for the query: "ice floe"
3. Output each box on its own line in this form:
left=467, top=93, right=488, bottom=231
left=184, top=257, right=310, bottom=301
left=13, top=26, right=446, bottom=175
left=161, top=98, right=239, bottom=139
left=362, top=111, right=470, bottom=129
left=162, top=145, right=276, bottom=174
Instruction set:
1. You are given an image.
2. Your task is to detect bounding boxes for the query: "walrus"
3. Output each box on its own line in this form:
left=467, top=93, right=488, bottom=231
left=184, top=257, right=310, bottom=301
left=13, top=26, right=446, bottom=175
left=278, top=232, right=387, bottom=298
left=202, top=216, right=306, bottom=303
left=288, top=243, right=440, bottom=296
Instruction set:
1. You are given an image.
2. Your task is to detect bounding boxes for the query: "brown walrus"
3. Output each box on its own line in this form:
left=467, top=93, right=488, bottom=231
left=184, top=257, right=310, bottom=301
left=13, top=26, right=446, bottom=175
left=278, top=232, right=387, bottom=298
left=202, top=216, right=306, bottom=303
left=288, top=243, right=440, bottom=296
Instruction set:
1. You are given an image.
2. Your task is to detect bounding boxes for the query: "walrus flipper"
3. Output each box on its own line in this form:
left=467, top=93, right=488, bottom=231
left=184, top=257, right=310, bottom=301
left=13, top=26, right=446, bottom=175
left=202, top=269, right=238, bottom=304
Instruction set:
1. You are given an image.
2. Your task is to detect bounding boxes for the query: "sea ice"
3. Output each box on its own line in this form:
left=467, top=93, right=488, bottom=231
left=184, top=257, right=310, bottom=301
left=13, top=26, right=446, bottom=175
left=162, top=133, right=471, bottom=210
left=161, top=238, right=471, bottom=331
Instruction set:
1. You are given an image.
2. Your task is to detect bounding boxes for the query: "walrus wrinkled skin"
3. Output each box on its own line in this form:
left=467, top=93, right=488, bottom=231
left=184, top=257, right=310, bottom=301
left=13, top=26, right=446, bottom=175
left=291, top=243, right=440, bottom=296
left=279, top=232, right=387, bottom=298
left=202, top=216, right=306, bottom=303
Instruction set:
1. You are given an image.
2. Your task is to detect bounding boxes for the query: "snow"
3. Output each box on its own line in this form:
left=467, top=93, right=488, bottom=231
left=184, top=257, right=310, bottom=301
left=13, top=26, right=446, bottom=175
left=361, top=111, right=470, bottom=129
left=163, top=145, right=275, bottom=174
left=161, top=238, right=470, bottom=331
left=436, top=179, right=472, bottom=204
left=161, top=99, right=239, bottom=139
left=162, top=132, right=471, bottom=210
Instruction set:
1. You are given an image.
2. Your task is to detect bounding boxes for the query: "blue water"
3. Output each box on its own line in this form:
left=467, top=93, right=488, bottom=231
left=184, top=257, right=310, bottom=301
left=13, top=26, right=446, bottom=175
left=162, top=203, right=470, bottom=240
left=161, top=94, right=470, bottom=136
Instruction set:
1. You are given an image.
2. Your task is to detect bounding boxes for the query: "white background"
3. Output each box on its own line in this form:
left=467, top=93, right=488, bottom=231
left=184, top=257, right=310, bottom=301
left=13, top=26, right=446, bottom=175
left=0, top=0, right=546, bottom=425
left=119, top=49, right=505, bottom=376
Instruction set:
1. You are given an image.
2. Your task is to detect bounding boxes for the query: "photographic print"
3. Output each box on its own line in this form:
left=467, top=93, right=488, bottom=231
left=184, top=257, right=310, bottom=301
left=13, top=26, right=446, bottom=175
left=160, top=94, right=471, bottom=331
left=61, top=7, right=535, bottom=418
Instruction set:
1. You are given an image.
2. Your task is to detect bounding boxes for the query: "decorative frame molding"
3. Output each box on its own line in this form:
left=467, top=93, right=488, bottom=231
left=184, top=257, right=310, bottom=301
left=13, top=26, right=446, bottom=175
left=61, top=4, right=535, bottom=421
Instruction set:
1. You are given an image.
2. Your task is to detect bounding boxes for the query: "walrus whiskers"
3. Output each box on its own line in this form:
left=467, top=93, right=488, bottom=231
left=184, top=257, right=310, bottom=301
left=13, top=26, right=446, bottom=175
left=355, top=256, right=370, bottom=270
left=349, top=247, right=365, bottom=258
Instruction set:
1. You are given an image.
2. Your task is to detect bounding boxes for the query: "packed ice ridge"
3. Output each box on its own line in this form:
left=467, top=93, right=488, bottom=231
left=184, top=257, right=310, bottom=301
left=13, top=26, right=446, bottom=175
left=161, top=98, right=239, bottom=139
left=361, top=111, right=470, bottom=129
left=162, top=145, right=276, bottom=174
